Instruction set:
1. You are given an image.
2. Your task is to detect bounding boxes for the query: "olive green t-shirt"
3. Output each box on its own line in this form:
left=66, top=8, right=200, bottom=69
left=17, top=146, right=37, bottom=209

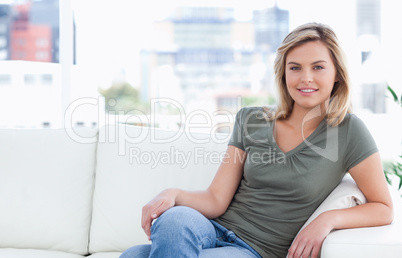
left=214, top=107, right=378, bottom=258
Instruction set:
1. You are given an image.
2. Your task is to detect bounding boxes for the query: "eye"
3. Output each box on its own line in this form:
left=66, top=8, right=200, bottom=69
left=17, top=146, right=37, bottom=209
left=314, top=66, right=324, bottom=70
left=290, top=66, right=301, bottom=71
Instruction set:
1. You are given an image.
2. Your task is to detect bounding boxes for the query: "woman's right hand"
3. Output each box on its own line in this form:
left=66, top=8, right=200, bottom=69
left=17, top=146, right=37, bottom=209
left=141, top=188, right=179, bottom=240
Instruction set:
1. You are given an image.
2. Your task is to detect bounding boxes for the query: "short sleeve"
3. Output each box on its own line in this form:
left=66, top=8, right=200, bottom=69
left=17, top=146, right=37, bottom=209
left=344, top=114, right=378, bottom=171
left=228, top=108, right=245, bottom=150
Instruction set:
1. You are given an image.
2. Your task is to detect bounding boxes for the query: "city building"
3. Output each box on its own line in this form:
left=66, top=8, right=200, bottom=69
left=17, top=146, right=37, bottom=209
left=0, top=0, right=79, bottom=128
left=0, top=4, right=11, bottom=60
left=30, top=0, right=62, bottom=63
left=140, top=6, right=289, bottom=116
left=0, top=60, right=61, bottom=128
left=11, top=1, right=53, bottom=62
left=253, top=3, right=289, bottom=52
left=356, top=0, right=384, bottom=113
left=0, top=0, right=74, bottom=64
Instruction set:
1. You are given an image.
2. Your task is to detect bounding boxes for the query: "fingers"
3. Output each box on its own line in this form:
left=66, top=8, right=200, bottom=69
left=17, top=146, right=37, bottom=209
left=150, top=202, right=169, bottom=220
left=288, top=239, right=321, bottom=258
left=288, top=214, right=331, bottom=258
left=288, top=240, right=305, bottom=258
left=288, top=244, right=309, bottom=258
left=141, top=194, right=176, bottom=240
left=141, top=202, right=162, bottom=240
left=141, top=206, right=151, bottom=240
left=310, top=246, right=321, bottom=258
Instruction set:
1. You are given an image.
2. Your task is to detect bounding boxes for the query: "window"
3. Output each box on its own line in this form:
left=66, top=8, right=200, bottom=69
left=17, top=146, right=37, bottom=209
left=0, top=0, right=401, bottom=154
left=16, top=38, right=26, bottom=46
left=14, top=50, right=26, bottom=59
left=36, top=38, right=49, bottom=47
left=0, top=49, right=7, bottom=60
left=0, top=74, right=11, bottom=86
left=24, top=74, right=36, bottom=85
left=35, top=50, right=49, bottom=60
left=24, top=74, right=53, bottom=85
left=0, top=37, right=7, bottom=48
left=70, top=0, right=400, bottom=160
left=0, top=24, right=6, bottom=34
left=41, top=74, right=53, bottom=85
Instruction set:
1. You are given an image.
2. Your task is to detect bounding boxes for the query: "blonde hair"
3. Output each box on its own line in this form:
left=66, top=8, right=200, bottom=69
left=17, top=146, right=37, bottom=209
left=267, top=22, right=351, bottom=126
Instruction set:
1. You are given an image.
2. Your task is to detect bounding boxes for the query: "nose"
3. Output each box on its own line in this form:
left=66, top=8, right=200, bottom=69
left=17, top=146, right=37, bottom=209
left=301, top=71, right=313, bottom=84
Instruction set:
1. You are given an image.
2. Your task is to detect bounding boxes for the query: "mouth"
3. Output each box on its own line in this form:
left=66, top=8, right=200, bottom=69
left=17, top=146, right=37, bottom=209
left=297, top=88, right=318, bottom=93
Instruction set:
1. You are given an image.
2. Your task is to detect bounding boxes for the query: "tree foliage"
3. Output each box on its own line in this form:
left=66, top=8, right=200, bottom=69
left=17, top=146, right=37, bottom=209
left=384, top=84, right=402, bottom=192
left=98, top=82, right=149, bottom=113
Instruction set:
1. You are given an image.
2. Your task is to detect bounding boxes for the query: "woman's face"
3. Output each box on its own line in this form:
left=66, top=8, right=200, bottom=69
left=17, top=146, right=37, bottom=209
left=285, top=40, right=337, bottom=111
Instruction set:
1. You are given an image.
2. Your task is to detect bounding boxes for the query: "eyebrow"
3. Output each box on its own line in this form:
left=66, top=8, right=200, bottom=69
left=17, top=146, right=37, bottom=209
left=287, top=60, right=328, bottom=65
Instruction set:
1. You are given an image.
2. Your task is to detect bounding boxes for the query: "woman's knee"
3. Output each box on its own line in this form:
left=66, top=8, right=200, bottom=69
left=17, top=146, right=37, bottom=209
left=150, top=206, right=216, bottom=246
left=152, top=206, right=203, bottom=231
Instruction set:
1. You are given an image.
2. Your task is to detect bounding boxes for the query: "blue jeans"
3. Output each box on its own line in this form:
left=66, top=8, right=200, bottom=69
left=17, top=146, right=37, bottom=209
left=120, top=206, right=262, bottom=258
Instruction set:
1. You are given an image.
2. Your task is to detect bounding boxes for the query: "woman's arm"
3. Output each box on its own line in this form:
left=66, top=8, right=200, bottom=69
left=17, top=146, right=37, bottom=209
left=141, top=145, right=246, bottom=240
left=330, top=152, right=393, bottom=227
left=288, top=152, right=394, bottom=258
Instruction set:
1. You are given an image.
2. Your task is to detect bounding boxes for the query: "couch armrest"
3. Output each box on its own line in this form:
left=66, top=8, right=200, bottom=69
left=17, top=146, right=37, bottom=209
left=320, top=180, right=402, bottom=258
left=321, top=221, right=402, bottom=258
left=295, top=173, right=402, bottom=258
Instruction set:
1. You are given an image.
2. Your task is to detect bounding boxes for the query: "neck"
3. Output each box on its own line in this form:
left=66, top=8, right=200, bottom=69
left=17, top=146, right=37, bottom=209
left=286, top=103, right=327, bottom=132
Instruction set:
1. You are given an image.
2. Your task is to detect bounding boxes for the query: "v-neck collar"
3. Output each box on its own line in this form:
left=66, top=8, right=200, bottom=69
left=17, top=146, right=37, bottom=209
left=269, top=118, right=327, bottom=157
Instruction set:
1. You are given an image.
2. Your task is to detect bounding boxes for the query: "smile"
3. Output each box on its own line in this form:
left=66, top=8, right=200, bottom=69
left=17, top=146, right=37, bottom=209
left=298, top=88, right=318, bottom=93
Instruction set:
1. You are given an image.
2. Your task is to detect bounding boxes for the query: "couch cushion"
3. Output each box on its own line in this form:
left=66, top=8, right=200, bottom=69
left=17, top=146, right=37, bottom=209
left=0, top=128, right=97, bottom=255
left=0, top=248, right=85, bottom=258
left=86, top=252, right=122, bottom=258
left=89, top=124, right=229, bottom=253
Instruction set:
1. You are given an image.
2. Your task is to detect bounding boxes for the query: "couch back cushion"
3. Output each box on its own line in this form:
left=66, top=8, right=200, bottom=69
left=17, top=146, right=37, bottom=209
left=89, top=124, right=229, bottom=253
left=0, top=128, right=97, bottom=255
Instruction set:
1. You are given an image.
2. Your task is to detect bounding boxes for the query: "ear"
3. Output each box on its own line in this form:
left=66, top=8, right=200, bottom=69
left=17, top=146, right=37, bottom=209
left=334, top=73, right=340, bottom=83
left=334, top=76, right=340, bottom=83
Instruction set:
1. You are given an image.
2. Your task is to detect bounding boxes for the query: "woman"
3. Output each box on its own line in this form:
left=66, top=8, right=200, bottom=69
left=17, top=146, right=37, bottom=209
left=120, top=22, right=393, bottom=258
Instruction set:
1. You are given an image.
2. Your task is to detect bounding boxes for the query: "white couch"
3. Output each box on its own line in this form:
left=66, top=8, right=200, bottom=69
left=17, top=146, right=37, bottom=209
left=0, top=124, right=401, bottom=258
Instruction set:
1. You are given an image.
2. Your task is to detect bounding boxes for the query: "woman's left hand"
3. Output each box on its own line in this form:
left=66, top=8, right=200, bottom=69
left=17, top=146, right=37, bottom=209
left=287, top=212, right=333, bottom=258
